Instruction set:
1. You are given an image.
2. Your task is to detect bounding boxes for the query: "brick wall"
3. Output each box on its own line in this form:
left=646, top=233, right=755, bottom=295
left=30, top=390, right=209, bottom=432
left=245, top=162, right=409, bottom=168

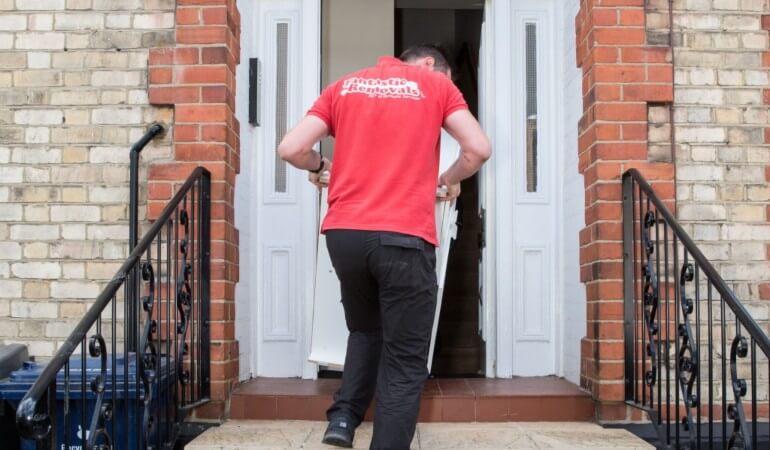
left=147, top=0, right=241, bottom=419
left=575, top=0, right=676, bottom=420
left=0, top=0, right=174, bottom=356
left=0, top=0, right=240, bottom=420
left=668, top=0, right=770, bottom=307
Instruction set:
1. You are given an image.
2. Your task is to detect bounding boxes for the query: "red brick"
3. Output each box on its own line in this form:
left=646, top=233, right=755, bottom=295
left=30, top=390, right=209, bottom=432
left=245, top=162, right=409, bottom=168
left=621, top=123, right=646, bottom=140
left=620, top=47, right=669, bottom=63
left=148, top=182, right=172, bottom=200
left=176, top=66, right=227, bottom=84
left=594, top=102, right=647, bottom=121
left=596, top=341, right=624, bottom=360
left=202, top=46, right=229, bottom=64
left=623, top=84, right=673, bottom=102
left=595, top=143, right=647, bottom=161
left=149, top=67, right=172, bottom=84
left=202, top=86, right=228, bottom=103
left=593, top=46, right=618, bottom=63
left=595, top=123, right=620, bottom=140
left=762, top=15, right=770, bottom=30
left=203, top=6, right=228, bottom=24
left=763, top=52, right=770, bottom=67
left=176, top=104, right=229, bottom=123
left=178, top=0, right=226, bottom=4
left=149, top=86, right=200, bottom=104
left=593, top=84, right=622, bottom=101
left=177, top=26, right=228, bottom=44
left=596, top=402, right=629, bottom=421
left=646, top=65, right=673, bottom=82
left=174, top=124, right=200, bottom=141
left=176, top=7, right=200, bottom=25
left=761, top=283, right=770, bottom=300
left=594, top=28, right=645, bottom=45
left=175, top=143, right=228, bottom=161
left=149, top=47, right=199, bottom=65
left=594, top=64, right=645, bottom=82
left=592, top=9, right=617, bottom=25
left=619, top=9, right=644, bottom=25
left=623, top=162, right=675, bottom=180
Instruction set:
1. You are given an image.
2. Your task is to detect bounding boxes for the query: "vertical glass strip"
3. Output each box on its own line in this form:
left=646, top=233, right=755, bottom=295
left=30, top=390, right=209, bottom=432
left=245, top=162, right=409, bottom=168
left=525, top=23, right=538, bottom=193
left=274, top=23, right=289, bottom=193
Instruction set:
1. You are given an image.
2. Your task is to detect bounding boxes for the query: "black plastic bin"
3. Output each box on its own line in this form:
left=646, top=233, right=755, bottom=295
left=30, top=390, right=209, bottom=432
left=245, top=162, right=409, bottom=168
left=0, top=352, right=173, bottom=450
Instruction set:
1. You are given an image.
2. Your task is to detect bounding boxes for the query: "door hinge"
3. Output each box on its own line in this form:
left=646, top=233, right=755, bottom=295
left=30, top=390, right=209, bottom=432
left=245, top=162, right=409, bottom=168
left=478, top=207, right=486, bottom=251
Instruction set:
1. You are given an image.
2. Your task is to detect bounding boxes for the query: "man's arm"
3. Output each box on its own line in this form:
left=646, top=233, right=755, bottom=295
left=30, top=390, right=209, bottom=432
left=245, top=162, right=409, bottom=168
left=278, top=115, right=330, bottom=171
left=439, top=109, right=492, bottom=197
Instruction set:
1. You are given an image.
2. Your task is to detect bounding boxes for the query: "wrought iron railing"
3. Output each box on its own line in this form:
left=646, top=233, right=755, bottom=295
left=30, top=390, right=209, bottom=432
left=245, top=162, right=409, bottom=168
left=623, top=169, right=770, bottom=448
left=15, top=126, right=211, bottom=449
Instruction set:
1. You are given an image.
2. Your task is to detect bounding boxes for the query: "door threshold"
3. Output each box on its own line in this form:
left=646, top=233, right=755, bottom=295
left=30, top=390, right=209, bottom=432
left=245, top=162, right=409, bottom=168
left=230, top=376, right=594, bottom=422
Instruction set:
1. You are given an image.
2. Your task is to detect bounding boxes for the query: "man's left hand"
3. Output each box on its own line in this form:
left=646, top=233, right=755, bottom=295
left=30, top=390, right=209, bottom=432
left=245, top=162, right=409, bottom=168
left=309, top=159, right=331, bottom=188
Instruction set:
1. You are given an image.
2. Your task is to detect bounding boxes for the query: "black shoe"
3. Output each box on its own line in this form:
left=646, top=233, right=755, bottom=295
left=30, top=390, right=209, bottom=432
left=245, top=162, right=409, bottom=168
left=322, top=416, right=355, bottom=448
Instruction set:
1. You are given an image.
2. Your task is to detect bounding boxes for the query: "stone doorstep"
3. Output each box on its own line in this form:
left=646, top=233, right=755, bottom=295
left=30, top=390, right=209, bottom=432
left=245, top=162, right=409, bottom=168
left=185, top=420, right=654, bottom=449
left=229, top=377, right=596, bottom=423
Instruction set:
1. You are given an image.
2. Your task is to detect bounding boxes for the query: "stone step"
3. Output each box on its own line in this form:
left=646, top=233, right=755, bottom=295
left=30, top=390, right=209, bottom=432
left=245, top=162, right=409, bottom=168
left=229, top=376, right=595, bottom=422
left=186, top=420, right=654, bottom=449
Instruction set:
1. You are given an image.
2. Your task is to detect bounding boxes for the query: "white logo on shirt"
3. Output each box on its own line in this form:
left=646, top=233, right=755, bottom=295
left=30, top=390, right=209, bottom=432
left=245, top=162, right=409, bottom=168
left=340, top=77, right=424, bottom=100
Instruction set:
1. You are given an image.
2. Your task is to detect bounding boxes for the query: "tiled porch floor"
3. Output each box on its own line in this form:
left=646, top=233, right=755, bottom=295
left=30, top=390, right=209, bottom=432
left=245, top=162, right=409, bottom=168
left=186, top=420, right=653, bottom=449
left=230, top=376, right=595, bottom=422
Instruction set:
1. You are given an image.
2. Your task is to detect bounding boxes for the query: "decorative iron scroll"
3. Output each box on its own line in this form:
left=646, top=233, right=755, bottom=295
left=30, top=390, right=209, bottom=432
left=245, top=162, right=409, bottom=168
left=728, top=334, right=750, bottom=449
left=641, top=211, right=660, bottom=395
left=87, top=335, right=111, bottom=449
left=176, top=209, right=193, bottom=392
left=140, top=259, right=157, bottom=449
left=677, top=262, right=698, bottom=444
left=623, top=169, right=770, bottom=449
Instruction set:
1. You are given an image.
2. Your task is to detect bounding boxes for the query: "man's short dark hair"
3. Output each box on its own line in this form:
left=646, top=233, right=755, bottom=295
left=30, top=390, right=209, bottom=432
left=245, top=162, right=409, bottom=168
left=399, top=44, right=451, bottom=74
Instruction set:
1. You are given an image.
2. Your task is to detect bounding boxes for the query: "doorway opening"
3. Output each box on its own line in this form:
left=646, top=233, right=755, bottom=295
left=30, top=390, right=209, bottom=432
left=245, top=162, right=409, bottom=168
left=317, top=0, right=487, bottom=379
left=395, top=2, right=485, bottom=377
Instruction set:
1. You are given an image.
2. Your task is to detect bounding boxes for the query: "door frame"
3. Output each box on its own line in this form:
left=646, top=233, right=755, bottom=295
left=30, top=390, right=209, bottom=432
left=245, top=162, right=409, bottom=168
left=480, top=0, right=567, bottom=377
left=239, top=0, right=575, bottom=379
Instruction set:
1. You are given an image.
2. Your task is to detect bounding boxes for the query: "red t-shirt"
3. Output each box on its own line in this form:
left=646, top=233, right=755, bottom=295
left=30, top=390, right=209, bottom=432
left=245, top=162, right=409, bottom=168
left=308, top=56, right=468, bottom=245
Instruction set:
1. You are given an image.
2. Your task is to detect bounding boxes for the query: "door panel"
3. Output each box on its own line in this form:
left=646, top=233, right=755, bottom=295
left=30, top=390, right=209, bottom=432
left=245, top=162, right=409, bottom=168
left=252, top=0, right=308, bottom=377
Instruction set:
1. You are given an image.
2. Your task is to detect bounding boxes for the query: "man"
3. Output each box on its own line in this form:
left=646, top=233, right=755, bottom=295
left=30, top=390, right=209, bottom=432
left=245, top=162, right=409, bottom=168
left=278, top=45, right=491, bottom=449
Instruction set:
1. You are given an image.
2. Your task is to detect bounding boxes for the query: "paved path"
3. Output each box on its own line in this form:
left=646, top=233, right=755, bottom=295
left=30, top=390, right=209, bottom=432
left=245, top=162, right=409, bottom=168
left=186, top=420, right=653, bottom=449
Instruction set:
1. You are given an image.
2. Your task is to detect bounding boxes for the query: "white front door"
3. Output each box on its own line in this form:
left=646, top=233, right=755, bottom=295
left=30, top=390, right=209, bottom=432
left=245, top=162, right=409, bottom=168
left=485, top=0, right=562, bottom=377
left=241, top=0, right=321, bottom=378
left=237, top=0, right=572, bottom=379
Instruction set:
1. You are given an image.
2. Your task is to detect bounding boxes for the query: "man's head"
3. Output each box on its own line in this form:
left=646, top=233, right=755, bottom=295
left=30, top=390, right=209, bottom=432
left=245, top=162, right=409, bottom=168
left=399, top=44, right=452, bottom=78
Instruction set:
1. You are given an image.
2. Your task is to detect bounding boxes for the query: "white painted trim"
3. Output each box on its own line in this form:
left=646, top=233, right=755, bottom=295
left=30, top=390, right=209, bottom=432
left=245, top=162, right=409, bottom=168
left=490, top=0, right=515, bottom=377
left=298, top=0, right=322, bottom=379
left=480, top=0, right=498, bottom=377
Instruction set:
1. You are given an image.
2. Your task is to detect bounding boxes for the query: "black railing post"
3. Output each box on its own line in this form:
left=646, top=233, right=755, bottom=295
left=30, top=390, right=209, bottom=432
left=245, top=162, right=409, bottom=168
left=128, top=122, right=165, bottom=352
left=199, top=171, right=212, bottom=399
left=622, top=173, right=636, bottom=402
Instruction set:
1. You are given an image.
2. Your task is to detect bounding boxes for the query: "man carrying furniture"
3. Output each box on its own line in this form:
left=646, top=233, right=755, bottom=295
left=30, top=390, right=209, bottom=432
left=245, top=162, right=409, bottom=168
left=278, top=44, right=491, bottom=450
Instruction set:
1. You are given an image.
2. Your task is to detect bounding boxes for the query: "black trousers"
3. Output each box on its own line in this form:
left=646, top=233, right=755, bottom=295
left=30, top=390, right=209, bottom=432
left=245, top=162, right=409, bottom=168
left=325, top=229, right=438, bottom=450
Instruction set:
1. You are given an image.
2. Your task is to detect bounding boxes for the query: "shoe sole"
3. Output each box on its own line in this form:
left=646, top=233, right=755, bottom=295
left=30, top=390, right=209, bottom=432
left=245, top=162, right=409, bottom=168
left=322, top=433, right=354, bottom=448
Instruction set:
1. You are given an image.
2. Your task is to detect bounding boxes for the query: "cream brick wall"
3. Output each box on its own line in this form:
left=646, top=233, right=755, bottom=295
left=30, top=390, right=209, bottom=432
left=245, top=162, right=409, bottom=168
left=0, top=0, right=174, bottom=357
left=665, top=1, right=770, bottom=306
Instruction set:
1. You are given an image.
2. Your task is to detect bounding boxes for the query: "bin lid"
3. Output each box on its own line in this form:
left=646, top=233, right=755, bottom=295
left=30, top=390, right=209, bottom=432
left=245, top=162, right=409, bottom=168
left=0, top=353, right=174, bottom=400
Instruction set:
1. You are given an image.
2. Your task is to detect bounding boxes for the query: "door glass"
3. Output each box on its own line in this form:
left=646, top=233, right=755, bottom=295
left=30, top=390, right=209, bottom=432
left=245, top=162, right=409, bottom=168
left=274, top=22, right=289, bottom=193
left=525, top=23, right=538, bottom=193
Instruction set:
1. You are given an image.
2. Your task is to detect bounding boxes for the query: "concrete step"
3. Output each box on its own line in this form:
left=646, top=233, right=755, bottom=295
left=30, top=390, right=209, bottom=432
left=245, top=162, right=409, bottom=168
left=229, top=377, right=595, bottom=422
left=186, top=420, right=653, bottom=449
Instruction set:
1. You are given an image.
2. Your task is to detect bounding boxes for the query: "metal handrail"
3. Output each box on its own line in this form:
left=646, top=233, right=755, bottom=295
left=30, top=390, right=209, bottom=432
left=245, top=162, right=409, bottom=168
left=623, top=168, right=770, bottom=448
left=623, top=169, right=770, bottom=355
left=16, top=156, right=211, bottom=448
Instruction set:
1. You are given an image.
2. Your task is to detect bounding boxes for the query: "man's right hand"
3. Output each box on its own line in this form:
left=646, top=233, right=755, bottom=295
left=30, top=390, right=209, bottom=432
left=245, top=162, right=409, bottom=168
left=438, top=173, right=461, bottom=201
